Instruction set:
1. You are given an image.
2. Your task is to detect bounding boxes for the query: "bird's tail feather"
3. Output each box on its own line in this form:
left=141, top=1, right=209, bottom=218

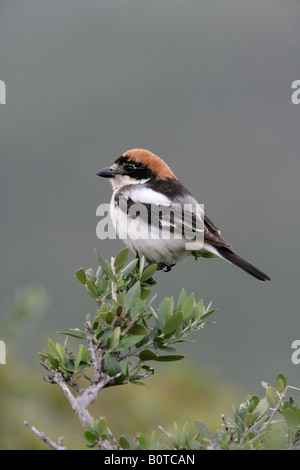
left=217, top=247, right=271, bottom=282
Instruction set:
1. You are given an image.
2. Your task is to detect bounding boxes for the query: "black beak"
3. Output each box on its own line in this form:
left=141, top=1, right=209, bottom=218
left=96, top=167, right=117, bottom=178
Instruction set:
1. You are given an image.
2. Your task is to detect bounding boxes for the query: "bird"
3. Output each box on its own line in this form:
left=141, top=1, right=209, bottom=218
left=97, top=148, right=271, bottom=282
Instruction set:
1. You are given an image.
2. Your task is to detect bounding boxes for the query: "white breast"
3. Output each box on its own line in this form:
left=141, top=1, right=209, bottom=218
left=109, top=191, right=188, bottom=266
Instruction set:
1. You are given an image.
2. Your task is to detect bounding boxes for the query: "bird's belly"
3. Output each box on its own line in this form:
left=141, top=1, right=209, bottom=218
left=126, top=236, right=189, bottom=265
left=110, top=202, right=189, bottom=265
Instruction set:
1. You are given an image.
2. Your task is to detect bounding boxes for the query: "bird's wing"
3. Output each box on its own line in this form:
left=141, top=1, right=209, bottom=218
left=114, top=187, right=233, bottom=251
left=203, top=214, right=233, bottom=251
left=114, top=190, right=204, bottom=244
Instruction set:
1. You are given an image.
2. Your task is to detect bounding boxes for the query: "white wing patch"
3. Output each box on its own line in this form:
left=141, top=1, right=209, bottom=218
left=129, top=186, right=172, bottom=205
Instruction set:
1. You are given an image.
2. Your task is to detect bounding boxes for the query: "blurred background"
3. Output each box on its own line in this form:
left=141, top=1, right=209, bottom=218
left=0, top=0, right=300, bottom=449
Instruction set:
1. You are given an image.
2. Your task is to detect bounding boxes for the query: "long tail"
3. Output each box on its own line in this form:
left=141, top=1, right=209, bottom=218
left=217, top=247, right=271, bottom=282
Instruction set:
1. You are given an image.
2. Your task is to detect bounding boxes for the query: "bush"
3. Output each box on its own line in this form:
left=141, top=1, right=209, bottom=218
left=25, top=249, right=300, bottom=450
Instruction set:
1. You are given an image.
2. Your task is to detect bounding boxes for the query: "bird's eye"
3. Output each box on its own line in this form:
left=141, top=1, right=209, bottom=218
left=124, top=164, right=135, bottom=173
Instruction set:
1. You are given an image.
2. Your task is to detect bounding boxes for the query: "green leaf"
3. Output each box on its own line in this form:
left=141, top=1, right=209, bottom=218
left=56, top=343, right=66, bottom=366
left=128, top=323, right=148, bottom=337
left=182, top=293, right=195, bottom=319
left=110, top=327, right=121, bottom=350
left=75, top=362, right=90, bottom=374
left=201, top=252, right=218, bottom=258
left=84, top=421, right=93, bottom=431
left=129, top=363, right=142, bottom=379
left=139, top=349, right=185, bottom=362
left=96, top=279, right=104, bottom=296
left=75, top=268, right=87, bottom=285
left=121, top=259, right=138, bottom=277
left=155, top=354, right=185, bottom=362
left=244, top=411, right=256, bottom=428
left=119, top=435, right=132, bottom=450
left=197, top=299, right=205, bottom=316
left=249, top=395, right=260, bottom=410
left=104, top=352, right=122, bottom=377
left=195, top=420, right=210, bottom=439
left=97, top=304, right=107, bottom=314
left=140, top=289, right=151, bottom=299
left=165, top=297, right=174, bottom=319
left=149, top=431, right=157, bottom=450
left=85, top=268, right=96, bottom=281
left=74, top=347, right=82, bottom=372
left=177, top=288, right=187, bottom=311
left=96, top=265, right=104, bottom=279
left=157, top=299, right=167, bottom=330
left=140, top=263, right=157, bottom=282
left=73, top=345, right=89, bottom=372
left=139, top=256, right=145, bottom=278
left=114, top=248, right=130, bottom=272
left=179, top=422, right=190, bottom=447
left=48, top=338, right=58, bottom=357
left=276, top=373, right=287, bottom=393
left=129, top=298, right=144, bottom=321
left=137, top=433, right=148, bottom=449
left=94, top=249, right=107, bottom=273
left=86, top=279, right=97, bottom=298
left=58, top=328, right=87, bottom=340
left=100, top=331, right=113, bottom=348
left=103, top=260, right=115, bottom=282
left=98, top=310, right=114, bottom=325
left=255, top=397, right=269, bottom=418
left=124, top=282, right=140, bottom=311
left=201, top=301, right=217, bottom=320
left=84, top=430, right=97, bottom=443
left=283, top=407, right=298, bottom=427
left=46, top=353, right=59, bottom=370
left=94, top=418, right=108, bottom=437
left=163, top=311, right=183, bottom=336
left=139, top=350, right=158, bottom=361
left=116, top=291, right=126, bottom=306
left=115, top=304, right=123, bottom=316
left=113, top=335, right=145, bottom=352
left=266, top=386, right=279, bottom=408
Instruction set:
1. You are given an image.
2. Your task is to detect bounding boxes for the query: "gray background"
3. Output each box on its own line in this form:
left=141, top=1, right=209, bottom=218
left=1, top=0, right=300, bottom=393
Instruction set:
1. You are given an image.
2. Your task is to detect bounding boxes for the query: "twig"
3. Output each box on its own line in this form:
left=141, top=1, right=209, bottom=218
left=85, top=325, right=102, bottom=382
left=257, top=387, right=288, bottom=435
left=24, top=421, right=69, bottom=450
left=106, top=426, right=121, bottom=450
left=110, top=257, right=117, bottom=302
left=247, top=386, right=288, bottom=448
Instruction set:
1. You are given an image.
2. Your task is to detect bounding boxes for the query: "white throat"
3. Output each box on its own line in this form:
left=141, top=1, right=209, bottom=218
left=111, top=174, right=150, bottom=192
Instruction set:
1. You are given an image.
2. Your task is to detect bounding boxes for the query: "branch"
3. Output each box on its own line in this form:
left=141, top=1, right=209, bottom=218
left=39, top=359, right=123, bottom=449
left=250, top=386, right=288, bottom=441
left=24, top=421, right=69, bottom=450
left=85, top=325, right=102, bottom=383
left=110, top=257, right=117, bottom=302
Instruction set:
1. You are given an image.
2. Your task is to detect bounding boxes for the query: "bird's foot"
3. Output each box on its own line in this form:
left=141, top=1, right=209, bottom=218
left=157, top=263, right=176, bottom=272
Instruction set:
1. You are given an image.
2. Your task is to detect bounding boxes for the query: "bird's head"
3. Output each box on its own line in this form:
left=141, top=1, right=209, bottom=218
left=97, top=148, right=177, bottom=190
